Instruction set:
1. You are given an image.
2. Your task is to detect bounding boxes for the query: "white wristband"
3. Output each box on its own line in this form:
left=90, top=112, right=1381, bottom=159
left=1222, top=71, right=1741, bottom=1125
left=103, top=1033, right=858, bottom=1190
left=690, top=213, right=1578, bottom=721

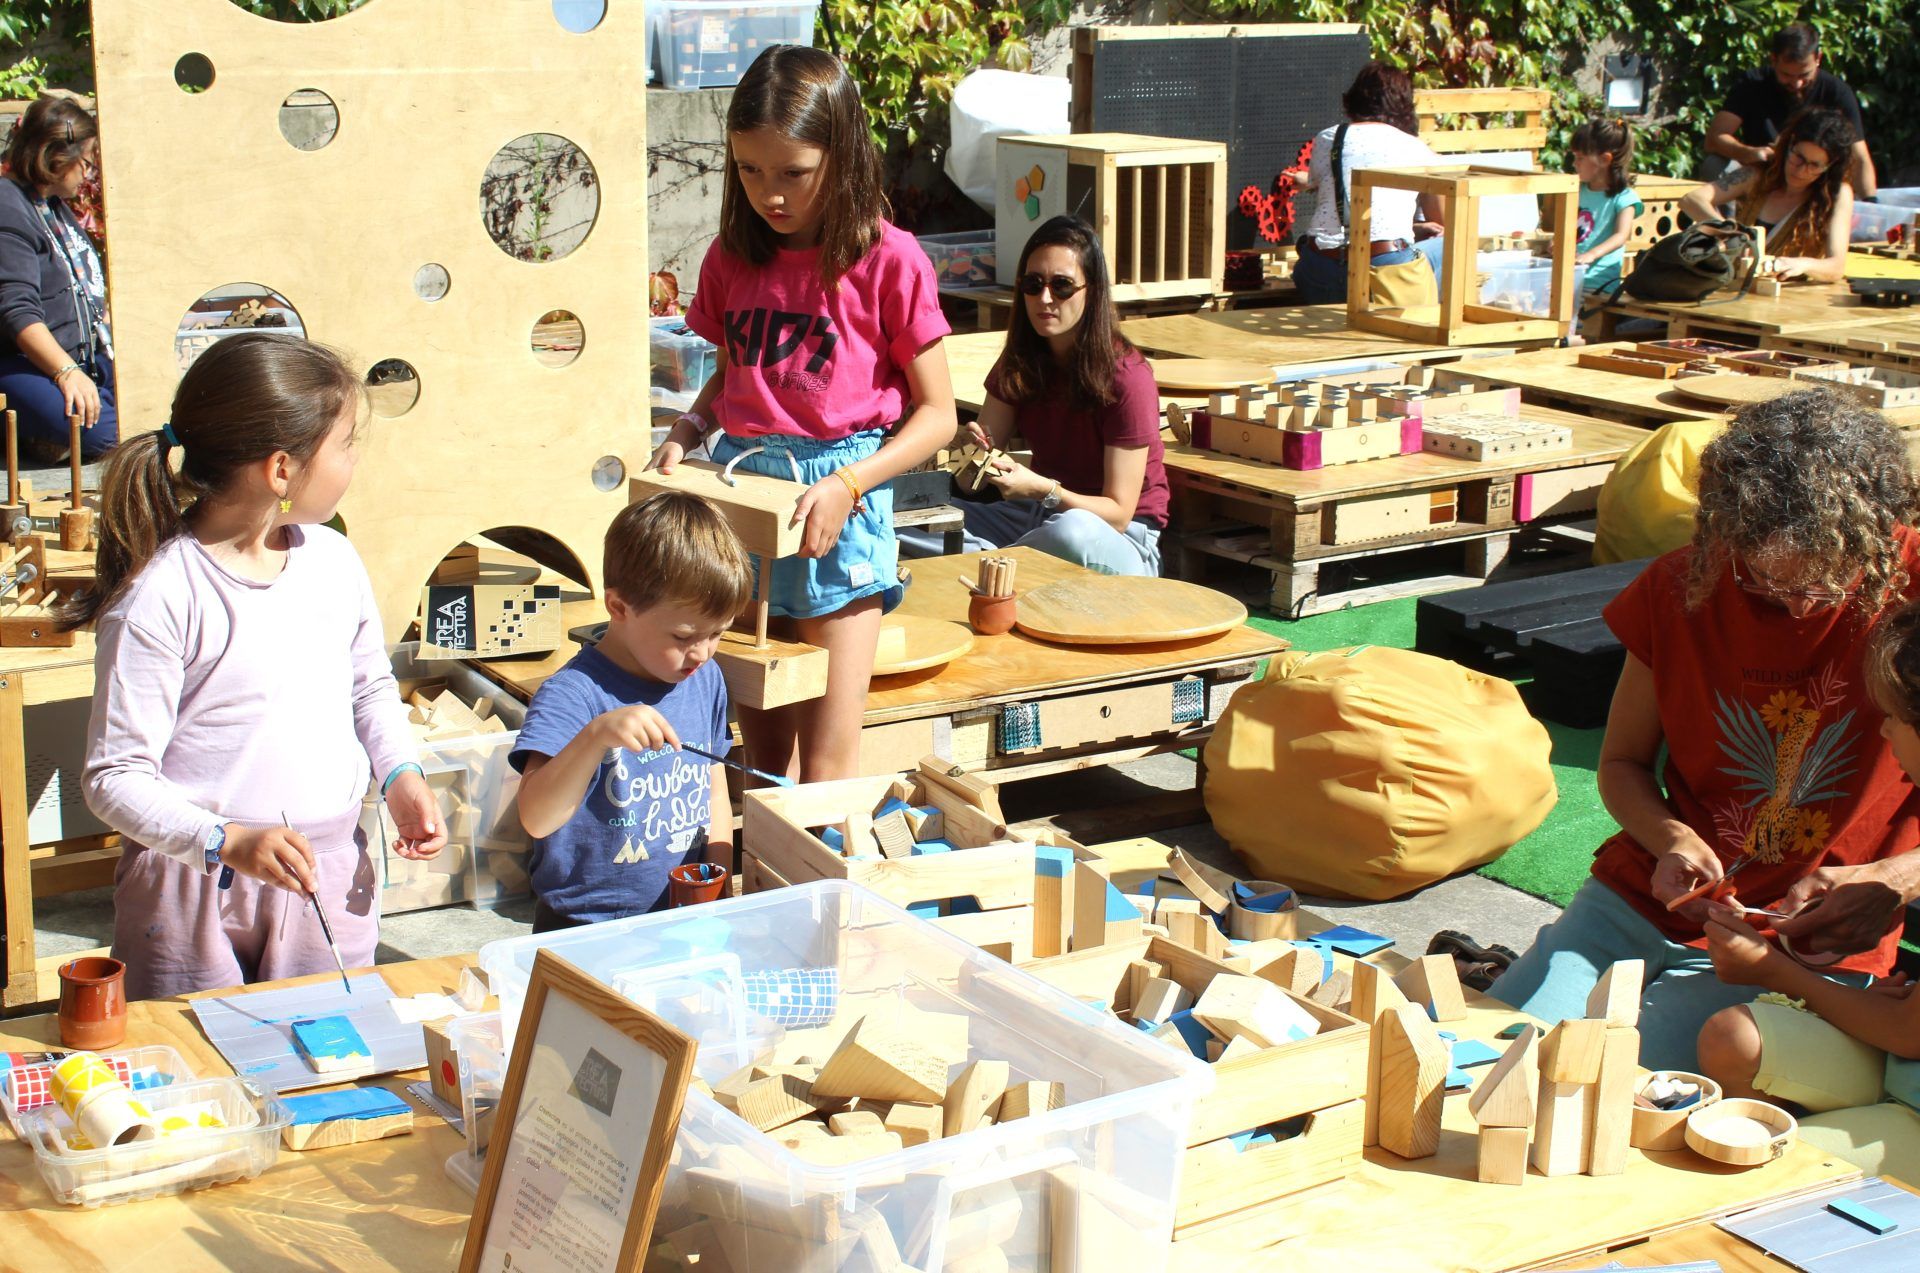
left=674, top=412, right=711, bottom=440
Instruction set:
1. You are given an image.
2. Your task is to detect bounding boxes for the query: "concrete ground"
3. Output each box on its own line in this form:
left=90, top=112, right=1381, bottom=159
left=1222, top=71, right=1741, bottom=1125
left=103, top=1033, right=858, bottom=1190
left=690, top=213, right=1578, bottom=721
left=31, top=753, right=1562, bottom=975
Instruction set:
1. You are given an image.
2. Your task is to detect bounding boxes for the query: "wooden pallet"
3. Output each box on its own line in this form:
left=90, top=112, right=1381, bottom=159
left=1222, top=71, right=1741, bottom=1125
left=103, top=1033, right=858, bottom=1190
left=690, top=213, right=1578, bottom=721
left=1413, top=558, right=1649, bottom=727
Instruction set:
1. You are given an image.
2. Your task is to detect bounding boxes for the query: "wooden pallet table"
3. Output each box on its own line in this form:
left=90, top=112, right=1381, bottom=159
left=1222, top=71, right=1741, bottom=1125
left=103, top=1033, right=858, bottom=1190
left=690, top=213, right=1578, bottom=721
left=477, top=549, right=1284, bottom=782
left=1117, top=304, right=1463, bottom=366
left=1434, top=341, right=1920, bottom=429
left=1760, top=315, right=1920, bottom=374
left=1601, top=281, right=1888, bottom=343
left=940, top=280, right=1298, bottom=333
left=1165, top=406, right=1646, bottom=616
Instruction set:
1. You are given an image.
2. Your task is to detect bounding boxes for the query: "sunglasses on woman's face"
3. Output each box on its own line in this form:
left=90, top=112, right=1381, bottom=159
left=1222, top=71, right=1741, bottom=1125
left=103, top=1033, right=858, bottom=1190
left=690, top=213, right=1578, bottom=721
left=1018, top=273, right=1083, bottom=300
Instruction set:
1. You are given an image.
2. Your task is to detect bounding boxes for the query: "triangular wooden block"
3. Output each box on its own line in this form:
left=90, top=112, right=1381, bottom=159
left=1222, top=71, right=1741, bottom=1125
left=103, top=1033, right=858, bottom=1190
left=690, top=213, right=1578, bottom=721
left=813, top=1016, right=951, bottom=1104
left=1584, top=960, right=1645, bottom=1029
left=1255, top=947, right=1320, bottom=998
left=1468, top=1028, right=1539, bottom=1129
left=1541, top=1018, right=1607, bottom=1085
left=1352, top=962, right=1410, bottom=1148
left=942, top=1059, right=1010, bottom=1137
left=1377, top=1002, right=1447, bottom=1160
left=1395, top=954, right=1466, bottom=1023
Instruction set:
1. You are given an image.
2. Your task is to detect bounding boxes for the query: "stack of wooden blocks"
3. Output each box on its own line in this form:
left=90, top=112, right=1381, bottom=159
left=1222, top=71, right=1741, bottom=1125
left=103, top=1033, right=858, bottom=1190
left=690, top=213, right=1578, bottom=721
left=1025, top=933, right=1368, bottom=1239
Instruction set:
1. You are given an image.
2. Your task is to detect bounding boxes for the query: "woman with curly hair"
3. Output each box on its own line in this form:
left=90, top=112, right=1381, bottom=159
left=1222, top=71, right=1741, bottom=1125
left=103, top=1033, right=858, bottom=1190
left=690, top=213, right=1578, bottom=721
left=1681, top=106, right=1855, bottom=284
left=1488, top=389, right=1920, bottom=1070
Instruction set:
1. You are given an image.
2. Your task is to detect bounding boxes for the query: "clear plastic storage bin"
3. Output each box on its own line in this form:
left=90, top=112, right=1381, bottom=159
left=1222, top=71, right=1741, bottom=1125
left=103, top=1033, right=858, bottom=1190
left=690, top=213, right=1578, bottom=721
left=19, top=1075, right=287, bottom=1208
left=1853, top=200, right=1919, bottom=243
left=1879, top=188, right=1920, bottom=209
left=653, top=0, right=819, bottom=90
left=1479, top=259, right=1586, bottom=315
left=479, top=881, right=1210, bottom=1271
left=2, top=1045, right=196, bottom=1139
left=444, top=1011, right=505, bottom=1195
left=919, top=229, right=997, bottom=286
left=650, top=315, right=719, bottom=413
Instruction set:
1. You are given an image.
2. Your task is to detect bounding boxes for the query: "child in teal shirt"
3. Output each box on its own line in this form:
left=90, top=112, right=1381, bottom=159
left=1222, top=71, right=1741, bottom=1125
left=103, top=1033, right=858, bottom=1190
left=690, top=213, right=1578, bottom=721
left=1571, top=118, right=1643, bottom=294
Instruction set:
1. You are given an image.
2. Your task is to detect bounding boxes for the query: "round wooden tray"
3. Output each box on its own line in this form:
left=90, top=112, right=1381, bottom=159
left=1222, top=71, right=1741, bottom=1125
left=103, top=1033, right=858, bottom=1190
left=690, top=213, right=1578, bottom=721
left=1669, top=373, right=1804, bottom=408
left=1148, top=358, right=1274, bottom=394
left=1684, top=1096, right=1797, bottom=1166
left=873, top=614, right=974, bottom=676
left=1014, top=576, right=1247, bottom=646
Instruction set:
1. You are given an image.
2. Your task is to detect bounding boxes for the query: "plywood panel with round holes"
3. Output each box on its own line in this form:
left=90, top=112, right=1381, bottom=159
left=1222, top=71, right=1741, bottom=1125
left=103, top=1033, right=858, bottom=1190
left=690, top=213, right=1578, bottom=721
left=92, top=0, right=647, bottom=636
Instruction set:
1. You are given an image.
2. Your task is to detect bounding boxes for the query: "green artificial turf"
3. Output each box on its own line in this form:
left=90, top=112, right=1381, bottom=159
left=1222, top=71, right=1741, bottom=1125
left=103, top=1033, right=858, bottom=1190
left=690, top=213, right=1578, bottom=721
left=1242, top=598, right=1608, bottom=907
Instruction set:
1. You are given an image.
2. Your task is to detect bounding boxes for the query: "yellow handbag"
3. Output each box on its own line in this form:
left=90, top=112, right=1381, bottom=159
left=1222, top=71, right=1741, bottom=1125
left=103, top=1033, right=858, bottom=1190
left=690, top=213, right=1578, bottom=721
left=1332, top=124, right=1439, bottom=310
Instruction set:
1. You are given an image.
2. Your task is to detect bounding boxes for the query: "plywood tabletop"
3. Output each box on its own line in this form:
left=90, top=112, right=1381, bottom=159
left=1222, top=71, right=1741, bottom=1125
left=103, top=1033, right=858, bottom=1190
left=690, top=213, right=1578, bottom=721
left=1611, top=282, right=1890, bottom=336
left=1119, top=306, right=1453, bottom=366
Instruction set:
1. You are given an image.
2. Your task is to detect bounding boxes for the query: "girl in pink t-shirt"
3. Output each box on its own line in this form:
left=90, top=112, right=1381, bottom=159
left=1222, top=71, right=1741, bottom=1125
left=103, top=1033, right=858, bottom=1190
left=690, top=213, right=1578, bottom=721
left=651, top=46, right=956, bottom=781
left=67, top=334, right=446, bottom=998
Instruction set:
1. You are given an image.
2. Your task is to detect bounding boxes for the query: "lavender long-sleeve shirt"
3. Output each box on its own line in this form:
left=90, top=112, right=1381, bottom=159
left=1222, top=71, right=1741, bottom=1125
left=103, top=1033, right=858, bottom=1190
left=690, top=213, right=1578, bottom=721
left=84, top=525, right=416, bottom=870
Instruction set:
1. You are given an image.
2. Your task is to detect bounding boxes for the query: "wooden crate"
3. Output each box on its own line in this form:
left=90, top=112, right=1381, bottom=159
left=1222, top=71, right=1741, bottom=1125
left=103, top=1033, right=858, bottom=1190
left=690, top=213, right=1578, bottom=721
left=1413, top=87, right=1550, bottom=157
left=996, top=133, right=1227, bottom=302
left=1347, top=165, right=1580, bottom=346
left=1794, top=364, right=1920, bottom=409
left=740, top=760, right=1036, bottom=912
left=1022, top=935, right=1368, bottom=1232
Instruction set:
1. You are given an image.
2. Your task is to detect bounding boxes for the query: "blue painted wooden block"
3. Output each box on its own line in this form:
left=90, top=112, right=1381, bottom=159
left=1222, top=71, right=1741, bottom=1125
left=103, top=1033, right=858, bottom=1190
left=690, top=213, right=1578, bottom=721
left=290, top=1016, right=372, bottom=1073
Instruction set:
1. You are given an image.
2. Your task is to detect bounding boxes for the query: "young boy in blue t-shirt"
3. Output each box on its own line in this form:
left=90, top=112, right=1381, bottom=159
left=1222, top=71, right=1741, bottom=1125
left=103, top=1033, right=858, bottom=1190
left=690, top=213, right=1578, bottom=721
left=512, top=490, right=753, bottom=931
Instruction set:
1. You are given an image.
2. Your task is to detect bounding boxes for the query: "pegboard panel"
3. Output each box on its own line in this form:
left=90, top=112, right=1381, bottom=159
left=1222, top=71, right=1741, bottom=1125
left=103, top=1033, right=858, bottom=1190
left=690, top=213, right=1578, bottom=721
left=91, top=0, right=646, bottom=638
left=1076, top=26, right=1370, bottom=251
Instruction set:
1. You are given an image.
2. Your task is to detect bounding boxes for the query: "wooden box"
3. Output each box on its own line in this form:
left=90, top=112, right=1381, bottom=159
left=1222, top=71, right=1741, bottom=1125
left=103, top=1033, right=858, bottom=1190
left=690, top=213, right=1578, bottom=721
left=1413, top=87, right=1550, bottom=156
left=996, top=133, right=1227, bottom=302
left=1795, top=365, right=1920, bottom=409
left=1022, top=935, right=1368, bottom=1230
left=1714, top=349, right=1848, bottom=379
left=740, top=760, right=1036, bottom=913
left=1347, top=165, right=1580, bottom=346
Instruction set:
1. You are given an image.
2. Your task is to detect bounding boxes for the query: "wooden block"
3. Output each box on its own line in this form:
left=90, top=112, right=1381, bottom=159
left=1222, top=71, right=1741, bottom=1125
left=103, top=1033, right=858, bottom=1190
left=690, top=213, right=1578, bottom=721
left=1476, top=1124, right=1529, bottom=1185
left=1071, top=861, right=1143, bottom=951
left=1190, top=974, right=1318, bottom=1048
left=1032, top=843, right=1076, bottom=961
left=630, top=459, right=807, bottom=559
left=1468, top=1028, right=1539, bottom=1129
left=1584, top=959, right=1644, bottom=1029
left=57, top=506, right=93, bottom=552
left=1585, top=1026, right=1639, bottom=1177
left=724, top=1072, right=833, bottom=1132
left=769, top=1118, right=834, bottom=1150
left=813, top=1016, right=951, bottom=1104
left=839, top=811, right=876, bottom=858
left=872, top=810, right=915, bottom=860
left=1540, top=1018, right=1607, bottom=1085
left=1395, top=954, right=1466, bottom=1023
left=905, top=805, right=944, bottom=840
left=1310, top=968, right=1352, bottom=1010
left=996, top=1080, right=1065, bottom=1122
left=423, top=1018, right=459, bottom=1109
left=280, top=1087, right=414, bottom=1151
left=828, top=1109, right=886, bottom=1137
left=1531, top=1078, right=1591, bottom=1177
left=290, top=1016, right=373, bottom=1074
left=1256, top=947, right=1321, bottom=998
left=1352, top=962, right=1410, bottom=1148
left=1376, top=1003, right=1447, bottom=1160
left=1159, top=902, right=1226, bottom=958
left=1216, top=1035, right=1261, bottom=1064
left=883, top=1101, right=944, bottom=1147
left=1124, top=958, right=1166, bottom=1013
left=943, top=1059, right=1010, bottom=1137
left=1168, top=848, right=1231, bottom=914
left=788, top=1131, right=906, bottom=1165
left=1133, top=977, right=1194, bottom=1025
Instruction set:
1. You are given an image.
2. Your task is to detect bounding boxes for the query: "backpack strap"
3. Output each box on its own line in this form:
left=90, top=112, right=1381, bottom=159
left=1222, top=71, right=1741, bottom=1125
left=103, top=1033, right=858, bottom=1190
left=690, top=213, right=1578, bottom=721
left=1332, top=124, right=1350, bottom=229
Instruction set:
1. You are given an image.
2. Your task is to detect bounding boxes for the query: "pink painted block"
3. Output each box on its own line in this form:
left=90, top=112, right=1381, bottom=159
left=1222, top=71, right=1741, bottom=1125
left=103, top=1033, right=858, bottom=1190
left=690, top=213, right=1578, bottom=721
left=1285, top=430, right=1322, bottom=470
left=1399, top=417, right=1424, bottom=454
left=1192, top=410, right=1213, bottom=450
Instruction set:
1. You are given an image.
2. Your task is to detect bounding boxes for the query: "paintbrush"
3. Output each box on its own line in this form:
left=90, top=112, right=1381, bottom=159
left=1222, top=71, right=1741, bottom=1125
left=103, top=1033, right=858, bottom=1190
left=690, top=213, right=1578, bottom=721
left=285, top=812, right=351, bottom=994
left=679, top=743, right=795, bottom=788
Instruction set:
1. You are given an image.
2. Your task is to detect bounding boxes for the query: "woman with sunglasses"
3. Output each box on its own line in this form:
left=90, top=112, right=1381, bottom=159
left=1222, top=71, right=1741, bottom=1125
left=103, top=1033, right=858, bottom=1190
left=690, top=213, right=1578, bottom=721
left=0, top=95, right=115, bottom=460
left=1681, top=106, right=1855, bottom=284
left=902, top=215, right=1166, bottom=576
left=1486, top=389, right=1920, bottom=1071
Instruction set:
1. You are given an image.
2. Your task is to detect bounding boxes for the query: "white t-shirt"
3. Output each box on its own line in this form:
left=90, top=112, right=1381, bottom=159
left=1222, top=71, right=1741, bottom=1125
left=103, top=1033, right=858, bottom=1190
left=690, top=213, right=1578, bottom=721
left=1300, top=122, right=1442, bottom=250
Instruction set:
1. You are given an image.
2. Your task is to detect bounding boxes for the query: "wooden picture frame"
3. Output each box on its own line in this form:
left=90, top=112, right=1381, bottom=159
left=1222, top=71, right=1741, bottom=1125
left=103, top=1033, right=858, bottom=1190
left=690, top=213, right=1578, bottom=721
left=459, top=949, right=696, bottom=1273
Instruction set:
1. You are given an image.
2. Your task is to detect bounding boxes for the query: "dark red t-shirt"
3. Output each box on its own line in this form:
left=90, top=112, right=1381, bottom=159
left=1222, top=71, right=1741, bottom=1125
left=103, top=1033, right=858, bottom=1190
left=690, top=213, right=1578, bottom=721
left=983, top=348, right=1169, bottom=528
left=1592, top=536, right=1920, bottom=975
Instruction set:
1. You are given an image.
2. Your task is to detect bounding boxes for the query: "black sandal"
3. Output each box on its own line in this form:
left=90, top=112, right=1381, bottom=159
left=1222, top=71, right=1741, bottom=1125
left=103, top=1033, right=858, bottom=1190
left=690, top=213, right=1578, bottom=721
left=1427, top=930, right=1518, bottom=992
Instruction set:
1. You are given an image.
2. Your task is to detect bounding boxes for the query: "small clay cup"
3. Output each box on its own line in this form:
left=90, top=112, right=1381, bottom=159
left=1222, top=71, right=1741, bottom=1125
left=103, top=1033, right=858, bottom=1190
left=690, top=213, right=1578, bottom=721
left=669, top=861, right=731, bottom=907
left=58, top=955, right=128, bottom=1050
left=968, top=591, right=1018, bottom=636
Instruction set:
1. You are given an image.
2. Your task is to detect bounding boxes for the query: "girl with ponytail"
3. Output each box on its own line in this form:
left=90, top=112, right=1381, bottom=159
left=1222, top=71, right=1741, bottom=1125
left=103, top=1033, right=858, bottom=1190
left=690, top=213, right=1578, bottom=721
left=73, top=333, right=445, bottom=999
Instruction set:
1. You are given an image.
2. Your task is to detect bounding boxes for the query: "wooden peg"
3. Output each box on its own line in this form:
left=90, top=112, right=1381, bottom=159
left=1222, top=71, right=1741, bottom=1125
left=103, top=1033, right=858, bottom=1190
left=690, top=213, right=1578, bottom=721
left=1377, top=1002, right=1447, bottom=1160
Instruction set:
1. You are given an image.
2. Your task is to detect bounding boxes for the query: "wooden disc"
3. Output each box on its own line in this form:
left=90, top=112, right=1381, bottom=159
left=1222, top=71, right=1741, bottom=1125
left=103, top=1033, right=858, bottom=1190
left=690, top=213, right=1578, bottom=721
left=873, top=614, right=974, bottom=676
left=1148, top=358, right=1274, bottom=394
left=1015, top=576, right=1246, bottom=646
left=1668, top=373, right=1803, bottom=408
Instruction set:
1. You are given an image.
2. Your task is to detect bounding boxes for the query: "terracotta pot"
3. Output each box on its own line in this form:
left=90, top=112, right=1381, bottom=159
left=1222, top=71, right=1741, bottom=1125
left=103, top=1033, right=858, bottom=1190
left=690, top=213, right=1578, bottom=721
left=58, top=956, right=128, bottom=1050
left=669, top=862, right=731, bottom=907
left=968, top=592, right=1018, bottom=636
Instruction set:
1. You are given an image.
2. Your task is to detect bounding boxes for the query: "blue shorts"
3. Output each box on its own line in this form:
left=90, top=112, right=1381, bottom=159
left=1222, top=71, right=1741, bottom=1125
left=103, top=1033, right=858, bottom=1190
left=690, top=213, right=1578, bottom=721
left=709, top=430, right=902, bottom=620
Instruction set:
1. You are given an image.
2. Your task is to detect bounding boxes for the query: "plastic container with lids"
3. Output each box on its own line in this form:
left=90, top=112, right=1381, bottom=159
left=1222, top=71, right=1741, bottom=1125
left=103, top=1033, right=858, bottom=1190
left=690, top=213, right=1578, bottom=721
left=477, top=880, right=1211, bottom=1271
left=2, top=1044, right=195, bottom=1139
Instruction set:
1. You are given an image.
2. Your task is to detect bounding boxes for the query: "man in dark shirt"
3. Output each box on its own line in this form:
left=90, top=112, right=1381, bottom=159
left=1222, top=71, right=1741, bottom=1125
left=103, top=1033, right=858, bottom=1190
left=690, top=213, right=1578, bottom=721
left=1705, top=22, right=1876, bottom=197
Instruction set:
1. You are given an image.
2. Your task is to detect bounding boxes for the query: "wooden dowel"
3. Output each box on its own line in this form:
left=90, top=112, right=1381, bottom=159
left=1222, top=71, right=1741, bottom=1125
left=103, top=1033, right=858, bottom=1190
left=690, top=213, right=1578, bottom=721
left=5, top=408, right=17, bottom=507
left=69, top=415, right=83, bottom=510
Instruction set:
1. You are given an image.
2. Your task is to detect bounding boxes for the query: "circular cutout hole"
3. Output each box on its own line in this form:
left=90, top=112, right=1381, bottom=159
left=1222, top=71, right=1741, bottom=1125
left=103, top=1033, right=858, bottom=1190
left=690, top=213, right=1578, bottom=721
left=224, top=0, right=372, bottom=19
left=534, top=310, right=584, bottom=367
left=481, top=133, right=600, bottom=263
left=175, top=53, right=215, bottom=93
left=591, top=455, right=626, bottom=492
left=366, top=358, right=420, bottom=418
left=278, top=88, right=338, bottom=150
left=552, top=0, right=607, bottom=33
left=414, top=263, right=451, bottom=302
left=175, top=285, right=305, bottom=373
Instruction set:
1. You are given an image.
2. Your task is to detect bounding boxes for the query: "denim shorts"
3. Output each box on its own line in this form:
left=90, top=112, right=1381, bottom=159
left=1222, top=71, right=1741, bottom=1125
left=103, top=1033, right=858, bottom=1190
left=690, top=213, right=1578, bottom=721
left=708, top=430, right=903, bottom=620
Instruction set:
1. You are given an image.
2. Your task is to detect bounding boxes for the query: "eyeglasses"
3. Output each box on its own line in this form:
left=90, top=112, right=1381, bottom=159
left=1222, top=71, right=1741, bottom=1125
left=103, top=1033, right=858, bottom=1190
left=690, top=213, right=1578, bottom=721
left=1018, top=273, right=1082, bottom=300
left=1786, top=148, right=1831, bottom=174
left=1731, top=556, right=1855, bottom=608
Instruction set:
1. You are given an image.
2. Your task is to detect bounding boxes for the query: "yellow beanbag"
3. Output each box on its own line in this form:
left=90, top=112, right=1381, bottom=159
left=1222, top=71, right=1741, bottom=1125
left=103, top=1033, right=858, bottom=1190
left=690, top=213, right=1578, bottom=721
left=1593, top=419, right=1724, bottom=565
left=1203, top=646, right=1556, bottom=900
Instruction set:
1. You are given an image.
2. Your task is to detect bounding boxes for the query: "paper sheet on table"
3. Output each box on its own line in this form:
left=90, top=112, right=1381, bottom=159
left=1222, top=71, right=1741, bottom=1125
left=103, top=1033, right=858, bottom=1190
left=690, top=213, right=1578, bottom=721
left=190, top=973, right=428, bottom=1093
